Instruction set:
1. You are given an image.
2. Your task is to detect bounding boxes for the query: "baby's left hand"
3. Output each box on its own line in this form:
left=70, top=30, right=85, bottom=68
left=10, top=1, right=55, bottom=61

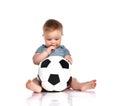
left=64, top=55, right=73, bottom=64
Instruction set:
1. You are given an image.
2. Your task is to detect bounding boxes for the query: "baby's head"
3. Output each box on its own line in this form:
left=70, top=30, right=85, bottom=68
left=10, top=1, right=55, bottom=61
left=43, top=19, right=63, bottom=48
left=43, top=19, right=63, bottom=34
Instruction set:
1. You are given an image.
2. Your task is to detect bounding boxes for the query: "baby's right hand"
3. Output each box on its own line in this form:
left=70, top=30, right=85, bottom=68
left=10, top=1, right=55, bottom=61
left=45, top=46, right=56, bottom=55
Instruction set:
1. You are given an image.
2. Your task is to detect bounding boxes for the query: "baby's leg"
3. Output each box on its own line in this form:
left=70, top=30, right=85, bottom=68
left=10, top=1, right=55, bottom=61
left=26, top=78, right=42, bottom=93
left=70, top=78, right=96, bottom=91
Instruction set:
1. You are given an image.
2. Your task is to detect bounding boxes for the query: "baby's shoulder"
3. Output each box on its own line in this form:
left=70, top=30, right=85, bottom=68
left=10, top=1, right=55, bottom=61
left=38, top=44, right=46, bottom=49
left=60, top=45, right=69, bottom=50
left=59, top=45, right=66, bottom=48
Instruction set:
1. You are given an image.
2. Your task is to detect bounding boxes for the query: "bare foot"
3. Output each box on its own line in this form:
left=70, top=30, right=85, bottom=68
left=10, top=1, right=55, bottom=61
left=80, top=80, right=96, bottom=91
left=26, top=80, right=42, bottom=93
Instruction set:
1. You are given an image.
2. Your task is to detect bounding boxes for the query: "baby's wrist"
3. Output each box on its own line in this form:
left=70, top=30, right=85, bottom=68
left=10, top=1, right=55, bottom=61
left=44, top=50, right=50, bottom=56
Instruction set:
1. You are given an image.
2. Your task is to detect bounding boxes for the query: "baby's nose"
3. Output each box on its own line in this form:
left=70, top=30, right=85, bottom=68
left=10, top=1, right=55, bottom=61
left=51, top=39, right=56, bottom=44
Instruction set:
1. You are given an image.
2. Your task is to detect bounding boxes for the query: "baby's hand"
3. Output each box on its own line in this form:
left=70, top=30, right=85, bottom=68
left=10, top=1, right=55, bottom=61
left=46, top=46, right=56, bottom=55
left=64, top=55, right=73, bottom=65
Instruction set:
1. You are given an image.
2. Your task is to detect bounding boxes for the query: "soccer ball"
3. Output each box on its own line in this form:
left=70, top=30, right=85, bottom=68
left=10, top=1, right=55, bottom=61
left=38, top=56, right=72, bottom=91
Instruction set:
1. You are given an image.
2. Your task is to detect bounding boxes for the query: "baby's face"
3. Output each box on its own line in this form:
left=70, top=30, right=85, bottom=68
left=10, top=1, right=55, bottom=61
left=43, top=30, right=62, bottom=48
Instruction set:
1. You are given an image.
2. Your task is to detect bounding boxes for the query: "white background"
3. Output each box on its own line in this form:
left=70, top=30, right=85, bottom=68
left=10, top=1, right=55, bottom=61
left=0, top=0, right=120, bottom=106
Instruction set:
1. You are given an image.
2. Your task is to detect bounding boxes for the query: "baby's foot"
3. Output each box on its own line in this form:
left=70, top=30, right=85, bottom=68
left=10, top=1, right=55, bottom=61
left=26, top=80, right=42, bottom=93
left=80, top=80, right=96, bottom=91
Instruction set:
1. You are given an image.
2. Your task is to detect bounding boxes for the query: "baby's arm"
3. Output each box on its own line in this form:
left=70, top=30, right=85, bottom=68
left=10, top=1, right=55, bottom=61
left=64, top=55, right=73, bottom=64
left=33, top=46, right=56, bottom=65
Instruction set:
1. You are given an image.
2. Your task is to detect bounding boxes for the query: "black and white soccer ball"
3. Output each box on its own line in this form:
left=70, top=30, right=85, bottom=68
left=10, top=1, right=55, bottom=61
left=38, top=56, right=72, bottom=91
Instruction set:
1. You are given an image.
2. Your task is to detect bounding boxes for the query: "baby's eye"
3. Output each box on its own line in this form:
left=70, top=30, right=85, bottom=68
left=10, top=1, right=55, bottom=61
left=55, top=38, right=59, bottom=40
left=47, top=39, right=52, bottom=41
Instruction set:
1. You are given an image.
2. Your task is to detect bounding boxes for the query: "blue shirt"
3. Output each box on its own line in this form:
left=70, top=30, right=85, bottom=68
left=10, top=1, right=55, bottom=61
left=35, top=44, right=71, bottom=58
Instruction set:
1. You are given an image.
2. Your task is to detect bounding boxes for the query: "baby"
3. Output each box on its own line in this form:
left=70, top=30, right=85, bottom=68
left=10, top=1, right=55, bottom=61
left=26, top=19, right=96, bottom=93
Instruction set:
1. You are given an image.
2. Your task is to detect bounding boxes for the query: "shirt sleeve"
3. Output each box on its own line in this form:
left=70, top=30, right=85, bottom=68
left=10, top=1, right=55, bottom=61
left=35, top=44, right=46, bottom=53
left=62, top=45, right=71, bottom=56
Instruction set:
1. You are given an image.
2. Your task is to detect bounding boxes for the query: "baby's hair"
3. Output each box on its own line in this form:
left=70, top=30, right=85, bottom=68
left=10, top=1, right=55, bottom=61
left=43, top=19, right=63, bottom=34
